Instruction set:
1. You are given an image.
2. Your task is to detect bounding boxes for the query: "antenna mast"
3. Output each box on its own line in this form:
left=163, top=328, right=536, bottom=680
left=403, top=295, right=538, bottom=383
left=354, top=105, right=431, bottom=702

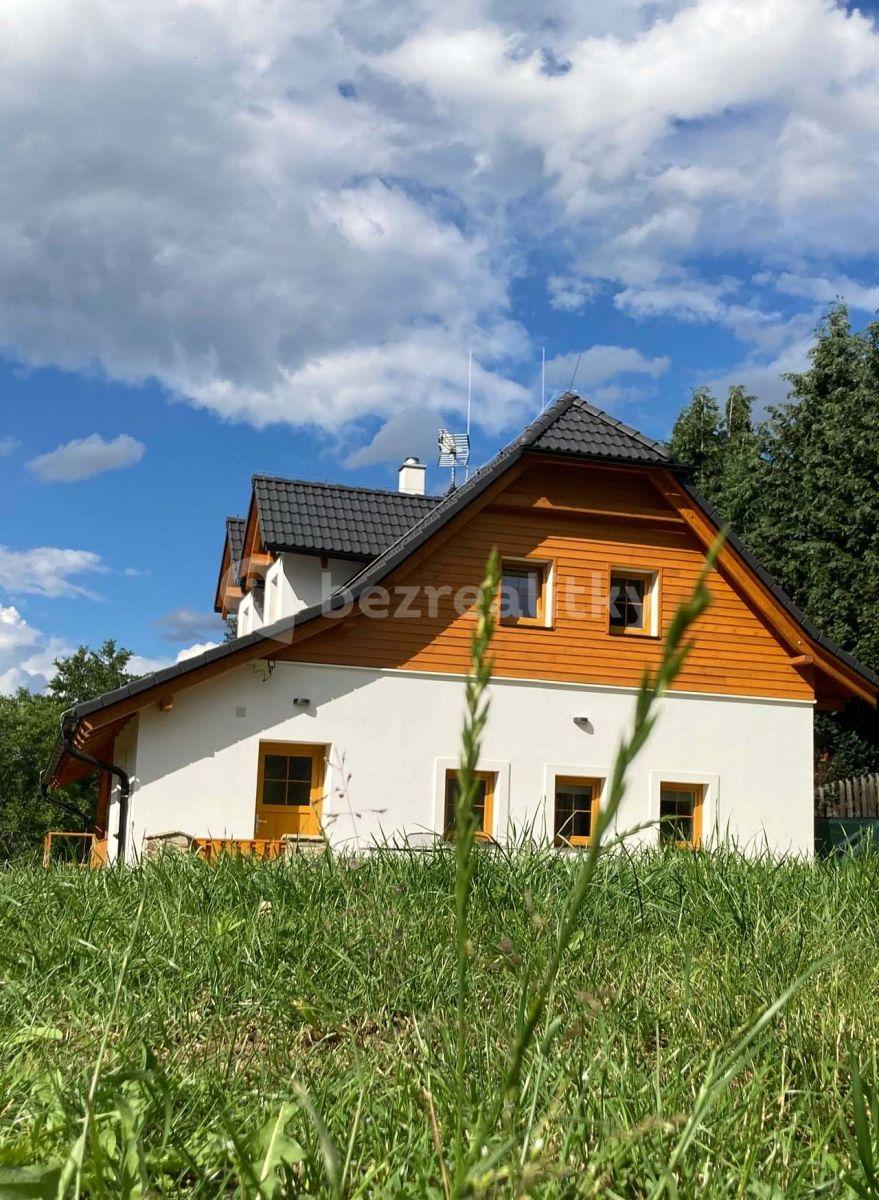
left=541, top=345, right=546, bottom=413
left=568, top=350, right=583, bottom=393
left=466, top=350, right=472, bottom=480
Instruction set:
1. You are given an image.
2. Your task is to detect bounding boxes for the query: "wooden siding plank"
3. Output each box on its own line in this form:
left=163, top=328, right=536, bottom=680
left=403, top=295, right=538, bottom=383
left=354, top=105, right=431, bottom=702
left=280, top=461, right=816, bottom=702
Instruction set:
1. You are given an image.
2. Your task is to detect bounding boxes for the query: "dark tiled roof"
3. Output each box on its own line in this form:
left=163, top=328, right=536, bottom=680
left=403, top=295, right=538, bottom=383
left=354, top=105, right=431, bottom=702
left=252, top=476, right=439, bottom=560
left=226, top=516, right=246, bottom=579
left=532, top=397, right=669, bottom=462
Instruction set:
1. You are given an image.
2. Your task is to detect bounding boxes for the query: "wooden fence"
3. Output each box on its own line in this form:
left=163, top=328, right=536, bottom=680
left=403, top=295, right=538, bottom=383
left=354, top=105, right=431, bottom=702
left=816, top=774, right=879, bottom=819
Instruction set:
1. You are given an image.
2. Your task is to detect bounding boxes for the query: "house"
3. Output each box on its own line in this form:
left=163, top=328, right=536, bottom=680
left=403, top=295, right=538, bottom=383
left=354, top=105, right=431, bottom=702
left=43, top=393, right=878, bottom=861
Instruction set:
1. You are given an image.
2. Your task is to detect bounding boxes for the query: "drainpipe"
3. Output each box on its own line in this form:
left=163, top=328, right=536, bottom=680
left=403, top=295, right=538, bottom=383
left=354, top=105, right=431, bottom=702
left=59, top=723, right=131, bottom=863
left=37, top=784, right=91, bottom=829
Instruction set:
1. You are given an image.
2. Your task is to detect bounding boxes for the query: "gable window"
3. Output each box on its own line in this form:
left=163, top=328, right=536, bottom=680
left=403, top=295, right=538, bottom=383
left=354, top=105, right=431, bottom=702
left=500, top=560, right=548, bottom=627
left=554, top=777, right=600, bottom=846
left=659, top=783, right=703, bottom=848
left=609, top=569, right=657, bottom=636
left=444, top=769, right=495, bottom=840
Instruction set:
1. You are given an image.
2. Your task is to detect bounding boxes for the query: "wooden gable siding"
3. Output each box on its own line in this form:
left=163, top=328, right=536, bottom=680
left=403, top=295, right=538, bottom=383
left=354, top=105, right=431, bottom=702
left=280, top=460, right=814, bottom=701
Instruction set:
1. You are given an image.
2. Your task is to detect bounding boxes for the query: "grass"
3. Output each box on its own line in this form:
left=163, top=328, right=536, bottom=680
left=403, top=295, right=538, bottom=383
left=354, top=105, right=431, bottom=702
left=2, top=847, right=879, bottom=1196
left=2, top=546, right=874, bottom=1197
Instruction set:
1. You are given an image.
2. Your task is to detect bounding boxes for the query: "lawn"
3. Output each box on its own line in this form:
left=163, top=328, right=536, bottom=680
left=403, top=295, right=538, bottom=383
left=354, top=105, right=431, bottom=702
left=2, top=847, right=879, bottom=1198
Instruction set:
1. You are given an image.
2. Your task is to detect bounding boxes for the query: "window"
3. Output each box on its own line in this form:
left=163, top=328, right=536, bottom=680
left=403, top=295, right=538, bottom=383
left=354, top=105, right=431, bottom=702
left=261, top=752, right=314, bottom=806
left=659, top=783, right=703, bottom=848
left=609, top=569, right=657, bottom=636
left=500, top=560, right=548, bottom=626
left=554, top=777, right=600, bottom=846
left=444, top=769, right=495, bottom=840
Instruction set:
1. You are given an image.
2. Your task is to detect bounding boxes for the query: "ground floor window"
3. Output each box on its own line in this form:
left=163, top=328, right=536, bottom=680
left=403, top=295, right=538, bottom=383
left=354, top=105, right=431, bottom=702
left=444, top=769, right=495, bottom=840
left=554, top=776, right=601, bottom=846
left=659, top=782, right=703, bottom=848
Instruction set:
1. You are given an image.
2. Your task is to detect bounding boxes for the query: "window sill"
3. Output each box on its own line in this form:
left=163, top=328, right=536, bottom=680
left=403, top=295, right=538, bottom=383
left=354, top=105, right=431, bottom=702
left=499, top=619, right=555, bottom=631
left=608, top=628, right=659, bottom=640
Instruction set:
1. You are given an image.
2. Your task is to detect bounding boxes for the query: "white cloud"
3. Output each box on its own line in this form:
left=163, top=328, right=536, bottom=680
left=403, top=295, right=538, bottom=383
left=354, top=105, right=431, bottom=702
left=544, top=345, right=670, bottom=396
left=0, top=0, right=878, bottom=443
left=176, top=641, right=220, bottom=663
left=0, top=436, right=20, bottom=458
left=346, top=405, right=443, bottom=469
left=0, top=4, right=529, bottom=437
left=127, top=653, right=173, bottom=677
left=0, top=546, right=106, bottom=599
left=0, top=606, right=182, bottom=693
left=703, top=333, right=814, bottom=413
left=767, top=272, right=879, bottom=314
left=0, top=606, right=71, bottom=694
left=27, top=434, right=145, bottom=483
left=547, top=275, right=596, bottom=313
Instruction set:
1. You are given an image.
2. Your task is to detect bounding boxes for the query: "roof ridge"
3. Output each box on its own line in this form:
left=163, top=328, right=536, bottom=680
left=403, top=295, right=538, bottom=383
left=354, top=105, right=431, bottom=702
left=517, top=390, right=582, bottom=447
left=251, top=474, right=439, bottom=502
left=568, top=396, right=670, bottom=459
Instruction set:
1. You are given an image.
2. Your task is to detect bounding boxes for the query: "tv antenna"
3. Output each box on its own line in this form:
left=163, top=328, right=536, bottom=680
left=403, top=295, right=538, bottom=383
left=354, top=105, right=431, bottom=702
left=437, top=428, right=470, bottom=490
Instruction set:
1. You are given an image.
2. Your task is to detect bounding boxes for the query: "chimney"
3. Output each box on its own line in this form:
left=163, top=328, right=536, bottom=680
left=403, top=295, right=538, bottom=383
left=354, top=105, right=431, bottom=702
left=398, top=458, right=425, bottom=496
left=398, top=456, right=426, bottom=496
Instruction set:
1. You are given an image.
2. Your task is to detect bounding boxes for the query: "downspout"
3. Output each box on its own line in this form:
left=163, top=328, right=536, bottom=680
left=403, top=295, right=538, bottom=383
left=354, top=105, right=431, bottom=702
left=59, top=721, right=131, bottom=863
left=37, top=784, right=91, bottom=829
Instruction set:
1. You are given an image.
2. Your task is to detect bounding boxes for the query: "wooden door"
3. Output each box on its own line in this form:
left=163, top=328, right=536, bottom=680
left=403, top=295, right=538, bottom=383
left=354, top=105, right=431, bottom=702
left=255, top=742, right=326, bottom=840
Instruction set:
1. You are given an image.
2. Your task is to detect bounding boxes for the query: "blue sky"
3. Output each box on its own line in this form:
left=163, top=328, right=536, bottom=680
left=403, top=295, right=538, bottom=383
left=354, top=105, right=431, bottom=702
left=2, top=0, right=879, bottom=688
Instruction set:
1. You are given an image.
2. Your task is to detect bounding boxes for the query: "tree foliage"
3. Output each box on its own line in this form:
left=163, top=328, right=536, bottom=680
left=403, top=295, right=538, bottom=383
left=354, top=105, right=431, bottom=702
left=0, top=641, right=135, bottom=853
left=671, top=305, right=879, bottom=778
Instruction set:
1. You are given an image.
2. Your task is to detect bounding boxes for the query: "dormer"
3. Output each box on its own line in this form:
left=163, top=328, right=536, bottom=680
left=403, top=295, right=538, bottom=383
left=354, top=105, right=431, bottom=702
left=219, top=474, right=439, bottom=631
left=213, top=515, right=246, bottom=620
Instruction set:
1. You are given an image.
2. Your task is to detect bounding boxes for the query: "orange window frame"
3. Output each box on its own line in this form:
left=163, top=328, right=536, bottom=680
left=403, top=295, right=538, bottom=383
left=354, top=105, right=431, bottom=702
left=499, top=558, right=550, bottom=628
left=443, top=769, right=495, bottom=841
left=658, top=782, right=704, bottom=849
left=608, top=567, right=658, bottom=637
left=553, top=776, right=601, bottom=846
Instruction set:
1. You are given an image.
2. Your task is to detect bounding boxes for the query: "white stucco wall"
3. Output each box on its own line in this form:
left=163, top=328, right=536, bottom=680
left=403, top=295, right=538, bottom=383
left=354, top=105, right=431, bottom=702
left=241, top=555, right=361, bottom=630
left=270, top=554, right=361, bottom=617
left=117, top=661, right=815, bottom=863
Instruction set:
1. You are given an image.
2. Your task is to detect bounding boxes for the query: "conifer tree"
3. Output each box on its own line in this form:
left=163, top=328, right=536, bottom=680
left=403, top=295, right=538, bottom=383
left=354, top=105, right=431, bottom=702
left=714, top=385, right=767, bottom=536
left=670, top=305, right=879, bottom=777
left=668, top=386, right=724, bottom=503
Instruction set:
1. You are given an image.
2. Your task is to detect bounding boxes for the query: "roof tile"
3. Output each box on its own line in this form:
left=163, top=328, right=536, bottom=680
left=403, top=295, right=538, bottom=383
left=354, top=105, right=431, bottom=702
left=252, top=477, right=438, bottom=559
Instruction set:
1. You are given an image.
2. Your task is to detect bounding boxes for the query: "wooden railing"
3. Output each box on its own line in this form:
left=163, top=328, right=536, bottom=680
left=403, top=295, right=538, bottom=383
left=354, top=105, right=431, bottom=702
left=816, top=774, right=879, bottom=819
left=43, top=831, right=108, bottom=868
